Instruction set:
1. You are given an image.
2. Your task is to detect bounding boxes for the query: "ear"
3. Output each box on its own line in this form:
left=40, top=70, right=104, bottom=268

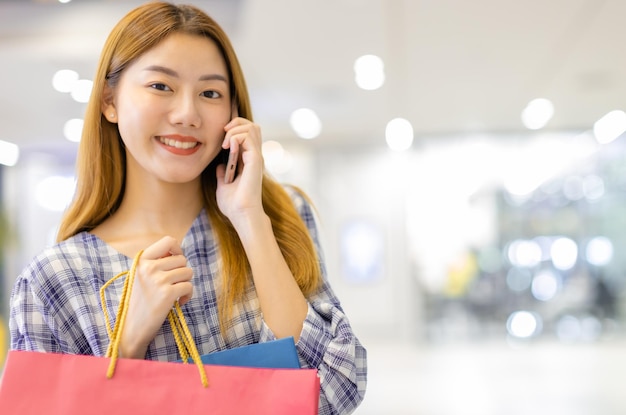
left=101, top=84, right=117, bottom=123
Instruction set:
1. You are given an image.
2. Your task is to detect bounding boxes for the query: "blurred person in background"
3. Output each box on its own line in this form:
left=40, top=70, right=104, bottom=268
left=8, top=3, right=366, bottom=413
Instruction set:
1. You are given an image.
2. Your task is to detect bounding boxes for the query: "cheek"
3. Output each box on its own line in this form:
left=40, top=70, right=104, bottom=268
left=206, top=111, right=231, bottom=139
left=116, top=98, right=157, bottom=143
left=116, top=111, right=145, bottom=148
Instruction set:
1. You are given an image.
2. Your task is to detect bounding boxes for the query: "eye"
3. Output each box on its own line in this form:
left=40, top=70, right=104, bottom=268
left=201, top=90, right=221, bottom=99
left=150, top=83, right=171, bottom=92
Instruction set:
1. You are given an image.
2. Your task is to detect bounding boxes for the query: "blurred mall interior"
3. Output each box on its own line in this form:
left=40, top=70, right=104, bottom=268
left=2, top=0, right=626, bottom=414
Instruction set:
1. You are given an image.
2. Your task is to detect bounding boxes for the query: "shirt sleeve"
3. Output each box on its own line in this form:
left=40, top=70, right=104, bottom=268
left=259, top=188, right=368, bottom=415
left=9, top=251, right=101, bottom=356
left=9, top=273, right=63, bottom=353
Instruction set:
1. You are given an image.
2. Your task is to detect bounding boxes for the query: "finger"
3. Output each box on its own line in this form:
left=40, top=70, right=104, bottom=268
left=224, top=116, right=251, bottom=132
left=142, top=236, right=183, bottom=259
left=224, top=132, right=256, bottom=156
left=176, top=283, right=194, bottom=306
left=227, top=124, right=261, bottom=148
left=222, top=124, right=245, bottom=149
left=161, top=266, right=193, bottom=285
left=155, top=254, right=189, bottom=271
left=140, top=259, right=192, bottom=286
left=145, top=268, right=193, bottom=298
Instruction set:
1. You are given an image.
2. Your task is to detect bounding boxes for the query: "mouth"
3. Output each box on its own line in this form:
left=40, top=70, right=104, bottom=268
left=158, top=136, right=199, bottom=150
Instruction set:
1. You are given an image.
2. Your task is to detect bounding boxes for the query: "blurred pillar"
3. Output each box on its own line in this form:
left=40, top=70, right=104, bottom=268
left=0, top=164, right=5, bottom=310
left=0, top=165, right=7, bottom=367
left=383, top=0, right=423, bottom=342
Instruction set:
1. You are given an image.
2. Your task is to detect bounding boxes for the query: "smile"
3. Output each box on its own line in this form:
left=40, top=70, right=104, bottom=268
left=158, top=136, right=199, bottom=149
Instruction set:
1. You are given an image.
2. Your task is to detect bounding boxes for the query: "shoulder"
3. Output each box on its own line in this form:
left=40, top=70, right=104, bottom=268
left=16, top=232, right=121, bottom=289
left=28, top=233, right=98, bottom=270
left=282, top=185, right=324, bottom=242
left=283, top=185, right=315, bottom=220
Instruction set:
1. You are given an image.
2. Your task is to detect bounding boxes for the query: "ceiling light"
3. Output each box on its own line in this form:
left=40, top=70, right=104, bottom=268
left=0, top=140, right=19, bottom=166
left=289, top=108, right=322, bottom=139
left=385, top=118, right=413, bottom=151
left=521, top=98, right=554, bottom=130
left=354, top=54, right=385, bottom=90
left=593, top=110, right=626, bottom=144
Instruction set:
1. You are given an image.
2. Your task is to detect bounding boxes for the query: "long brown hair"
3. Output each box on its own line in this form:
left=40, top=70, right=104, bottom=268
left=57, top=2, right=321, bottom=333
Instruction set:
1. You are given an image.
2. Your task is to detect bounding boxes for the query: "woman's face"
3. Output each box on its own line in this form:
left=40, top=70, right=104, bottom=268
left=103, top=32, right=232, bottom=186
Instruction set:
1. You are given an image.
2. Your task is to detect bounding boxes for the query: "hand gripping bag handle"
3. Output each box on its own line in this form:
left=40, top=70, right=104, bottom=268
left=99, top=250, right=209, bottom=387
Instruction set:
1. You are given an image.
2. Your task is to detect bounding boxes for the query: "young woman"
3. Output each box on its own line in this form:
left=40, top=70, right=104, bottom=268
left=9, top=2, right=366, bottom=414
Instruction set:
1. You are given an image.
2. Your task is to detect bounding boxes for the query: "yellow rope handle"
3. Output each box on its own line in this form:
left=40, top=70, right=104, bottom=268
left=169, top=311, right=190, bottom=363
left=168, top=302, right=208, bottom=387
left=100, top=250, right=140, bottom=368
left=99, top=249, right=208, bottom=387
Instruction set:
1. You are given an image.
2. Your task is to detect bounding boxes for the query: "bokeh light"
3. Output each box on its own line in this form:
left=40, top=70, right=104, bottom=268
left=354, top=54, right=385, bottom=90
left=35, top=176, right=76, bottom=212
left=585, top=236, right=613, bottom=266
left=385, top=118, right=414, bottom=151
left=550, top=237, right=578, bottom=270
left=507, top=311, right=542, bottom=338
left=531, top=269, right=561, bottom=301
left=521, top=98, right=554, bottom=130
left=507, top=239, right=542, bottom=268
left=52, top=69, right=79, bottom=93
left=289, top=108, right=322, bottom=139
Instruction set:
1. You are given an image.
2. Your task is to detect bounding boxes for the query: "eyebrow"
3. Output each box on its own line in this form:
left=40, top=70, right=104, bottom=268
left=143, top=65, right=228, bottom=83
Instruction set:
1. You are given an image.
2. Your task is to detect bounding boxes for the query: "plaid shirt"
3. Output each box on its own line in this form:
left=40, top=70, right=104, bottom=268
left=10, top=190, right=367, bottom=414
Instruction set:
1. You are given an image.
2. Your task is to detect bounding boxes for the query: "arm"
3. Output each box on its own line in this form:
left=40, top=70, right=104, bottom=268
left=259, top=190, right=368, bottom=415
left=215, top=118, right=367, bottom=413
left=232, top=212, right=309, bottom=341
left=216, top=117, right=308, bottom=341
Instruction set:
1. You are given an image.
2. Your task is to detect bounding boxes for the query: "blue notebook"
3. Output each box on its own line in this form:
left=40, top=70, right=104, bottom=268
left=178, top=337, right=301, bottom=369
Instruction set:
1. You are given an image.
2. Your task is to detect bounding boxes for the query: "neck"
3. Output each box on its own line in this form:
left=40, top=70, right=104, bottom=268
left=92, top=173, right=203, bottom=250
left=89, top=171, right=207, bottom=257
left=119, top=176, right=204, bottom=234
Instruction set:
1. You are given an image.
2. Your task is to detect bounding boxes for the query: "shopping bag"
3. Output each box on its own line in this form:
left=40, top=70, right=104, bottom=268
left=0, top=350, right=320, bottom=414
left=0, top=250, right=320, bottom=414
left=179, top=336, right=301, bottom=368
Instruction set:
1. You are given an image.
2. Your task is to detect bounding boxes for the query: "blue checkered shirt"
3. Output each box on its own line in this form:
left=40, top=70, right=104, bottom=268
left=10, top=190, right=367, bottom=414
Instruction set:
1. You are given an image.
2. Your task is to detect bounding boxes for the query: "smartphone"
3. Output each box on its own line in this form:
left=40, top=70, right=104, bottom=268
left=223, top=97, right=239, bottom=184
left=223, top=146, right=238, bottom=184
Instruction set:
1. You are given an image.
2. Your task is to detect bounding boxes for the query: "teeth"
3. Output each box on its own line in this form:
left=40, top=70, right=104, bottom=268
left=159, top=137, right=198, bottom=149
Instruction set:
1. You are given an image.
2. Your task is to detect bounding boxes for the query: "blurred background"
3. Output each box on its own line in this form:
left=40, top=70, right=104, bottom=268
left=2, top=0, right=626, bottom=413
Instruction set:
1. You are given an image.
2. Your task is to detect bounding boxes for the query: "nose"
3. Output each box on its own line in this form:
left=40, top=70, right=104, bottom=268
left=169, top=92, right=202, bottom=128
